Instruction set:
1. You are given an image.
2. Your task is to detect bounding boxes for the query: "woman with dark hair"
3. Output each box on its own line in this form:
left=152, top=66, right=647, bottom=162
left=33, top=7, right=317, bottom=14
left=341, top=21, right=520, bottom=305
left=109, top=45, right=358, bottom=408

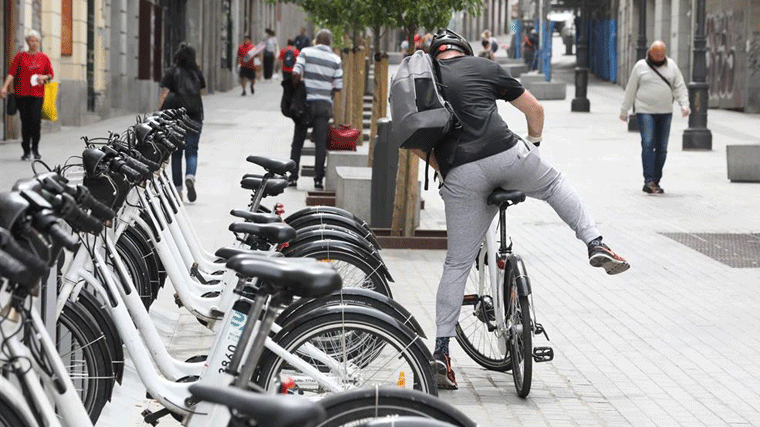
left=159, top=42, right=206, bottom=202
left=0, top=30, right=54, bottom=160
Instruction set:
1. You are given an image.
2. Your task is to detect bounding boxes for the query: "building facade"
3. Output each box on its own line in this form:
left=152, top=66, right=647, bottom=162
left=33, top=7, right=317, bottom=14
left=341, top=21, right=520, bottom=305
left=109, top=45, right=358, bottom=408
left=617, top=0, right=760, bottom=113
left=2, top=0, right=310, bottom=140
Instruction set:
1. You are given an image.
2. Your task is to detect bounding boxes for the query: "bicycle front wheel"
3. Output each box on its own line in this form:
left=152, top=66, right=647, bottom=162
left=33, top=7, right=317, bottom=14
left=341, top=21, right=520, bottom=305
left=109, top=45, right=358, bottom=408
left=57, top=301, right=114, bottom=422
left=317, top=387, right=477, bottom=427
left=0, top=386, right=36, bottom=427
left=507, top=267, right=532, bottom=397
left=256, top=307, right=435, bottom=396
left=455, top=248, right=511, bottom=371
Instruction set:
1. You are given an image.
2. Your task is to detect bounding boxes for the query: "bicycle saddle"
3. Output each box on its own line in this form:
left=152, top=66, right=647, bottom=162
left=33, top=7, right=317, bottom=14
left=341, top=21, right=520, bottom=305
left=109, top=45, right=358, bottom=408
left=240, top=176, right=288, bottom=196
left=228, top=222, right=296, bottom=244
left=188, top=383, right=326, bottom=427
left=229, top=209, right=281, bottom=223
left=486, top=188, right=526, bottom=207
left=246, top=156, right=296, bottom=176
left=214, top=247, right=274, bottom=260
left=225, top=255, right=342, bottom=298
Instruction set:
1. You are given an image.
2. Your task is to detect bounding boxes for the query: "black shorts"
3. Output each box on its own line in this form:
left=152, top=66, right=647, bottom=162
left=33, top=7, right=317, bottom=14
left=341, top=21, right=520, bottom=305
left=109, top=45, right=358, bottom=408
left=239, top=67, right=256, bottom=80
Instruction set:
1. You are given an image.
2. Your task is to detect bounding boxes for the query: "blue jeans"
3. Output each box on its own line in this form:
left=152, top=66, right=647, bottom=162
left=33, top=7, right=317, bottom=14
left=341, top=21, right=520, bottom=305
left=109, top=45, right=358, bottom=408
left=637, top=113, right=672, bottom=183
left=172, top=123, right=202, bottom=187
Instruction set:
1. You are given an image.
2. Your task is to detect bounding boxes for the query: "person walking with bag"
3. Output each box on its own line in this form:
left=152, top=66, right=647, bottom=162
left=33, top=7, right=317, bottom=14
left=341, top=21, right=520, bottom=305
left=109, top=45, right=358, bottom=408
left=620, top=41, right=690, bottom=194
left=237, top=35, right=257, bottom=96
left=278, top=39, right=299, bottom=82
left=159, top=43, right=206, bottom=202
left=289, top=29, right=342, bottom=190
left=0, top=30, right=54, bottom=160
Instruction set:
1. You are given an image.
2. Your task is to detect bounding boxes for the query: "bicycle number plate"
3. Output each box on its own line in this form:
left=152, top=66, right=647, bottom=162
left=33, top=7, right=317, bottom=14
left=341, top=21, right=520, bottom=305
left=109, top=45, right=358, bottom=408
left=215, top=309, right=248, bottom=374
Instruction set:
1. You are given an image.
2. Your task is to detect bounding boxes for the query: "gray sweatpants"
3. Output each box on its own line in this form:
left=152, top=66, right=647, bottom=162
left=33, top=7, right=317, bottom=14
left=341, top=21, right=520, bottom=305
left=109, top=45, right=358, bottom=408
left=435, top=140, right=600, bottom=337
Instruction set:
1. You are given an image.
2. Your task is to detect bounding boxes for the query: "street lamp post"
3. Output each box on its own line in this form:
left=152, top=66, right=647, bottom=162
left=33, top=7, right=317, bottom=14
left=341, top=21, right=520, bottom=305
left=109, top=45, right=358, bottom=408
left=628, top=0, right=648, bottom=131
left=571, top=0, right=590, bottom=112
left=682, top=0, right=712, bottom=150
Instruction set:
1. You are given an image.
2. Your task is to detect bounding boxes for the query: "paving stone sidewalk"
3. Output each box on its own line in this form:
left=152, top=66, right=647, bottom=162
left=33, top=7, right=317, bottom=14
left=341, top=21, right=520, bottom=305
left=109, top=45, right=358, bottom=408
left=2, top=37, right=759, bottom=426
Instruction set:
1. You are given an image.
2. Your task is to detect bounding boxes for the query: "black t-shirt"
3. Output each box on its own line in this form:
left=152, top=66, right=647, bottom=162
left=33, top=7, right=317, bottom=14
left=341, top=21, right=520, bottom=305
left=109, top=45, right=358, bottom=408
left=160, top=66, right=206, bottom=122
left=434, top=55, right=525, bottom=177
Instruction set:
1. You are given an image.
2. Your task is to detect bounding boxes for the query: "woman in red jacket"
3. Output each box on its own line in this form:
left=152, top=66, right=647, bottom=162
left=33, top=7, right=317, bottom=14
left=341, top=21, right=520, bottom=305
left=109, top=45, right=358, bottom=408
left=0, top=30, right=54, bottom=160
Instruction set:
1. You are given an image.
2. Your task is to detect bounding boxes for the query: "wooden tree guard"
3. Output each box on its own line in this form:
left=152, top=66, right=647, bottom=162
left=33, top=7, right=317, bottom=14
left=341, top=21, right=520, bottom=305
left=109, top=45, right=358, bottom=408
left=390, top=150, right=419, bottom=237
left=352, top=46, right=366, bottom=135
left=333, top=48, right=345, bottom=125
left=342, top=47, right=355, bottom=127
left=368, top=53, right=389, bottom=167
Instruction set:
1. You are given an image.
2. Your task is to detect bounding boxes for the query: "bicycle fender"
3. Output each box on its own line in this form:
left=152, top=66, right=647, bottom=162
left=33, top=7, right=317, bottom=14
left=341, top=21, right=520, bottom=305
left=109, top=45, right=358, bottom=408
left=275, top=304, right=430, bottom=359
left=286, top=239, right=393, bottom=285
left=290, top=229, right=380, bottom=261
left=508, top=254, right=532, bottom=297
left=275, top=287, right=426, bottom=339
left=286, top=212, right=381, bottom=249
left=285, top=206, right=371, bottom=233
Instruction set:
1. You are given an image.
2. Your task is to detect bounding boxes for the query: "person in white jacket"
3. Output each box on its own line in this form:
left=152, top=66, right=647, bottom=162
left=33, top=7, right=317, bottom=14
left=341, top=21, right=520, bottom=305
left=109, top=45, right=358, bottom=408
left=620, top=41, right=690, bottom=194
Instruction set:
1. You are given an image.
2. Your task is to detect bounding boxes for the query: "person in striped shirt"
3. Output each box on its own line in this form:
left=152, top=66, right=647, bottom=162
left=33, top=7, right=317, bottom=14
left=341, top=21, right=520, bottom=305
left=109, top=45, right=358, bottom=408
left=289, top=29, right=343, bottom=189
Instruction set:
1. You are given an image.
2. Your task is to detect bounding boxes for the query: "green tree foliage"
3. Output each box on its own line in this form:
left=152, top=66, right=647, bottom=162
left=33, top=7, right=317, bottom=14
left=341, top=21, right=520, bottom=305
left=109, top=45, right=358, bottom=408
left=272, top=0, right=481, bottom=49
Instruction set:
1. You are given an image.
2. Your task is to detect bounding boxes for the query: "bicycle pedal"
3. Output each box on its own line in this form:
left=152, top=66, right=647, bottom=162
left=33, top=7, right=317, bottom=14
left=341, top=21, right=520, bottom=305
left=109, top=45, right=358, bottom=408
left=534, top=323, right=550, bottom=341
left=173, top=293, right=183, bottom=308
left=142, top=407, right=171, bottom=425
left=532, top=346, right=554, bottom=362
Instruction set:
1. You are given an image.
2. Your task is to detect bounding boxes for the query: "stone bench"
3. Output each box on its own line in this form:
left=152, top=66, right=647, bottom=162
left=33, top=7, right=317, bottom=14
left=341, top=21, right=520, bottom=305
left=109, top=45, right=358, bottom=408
left=497, top=57, right=524, bottom=66
left=336, top=166, right=420, bottom=228
left=727, top=145, right=760, bottom=182
left=518, top=73, right=546, bottom=85
left=335, top=167, right=373, bottom=223
left=523, top=81, right=567, bottom=100
left=325, top=150, right=369, bottom=192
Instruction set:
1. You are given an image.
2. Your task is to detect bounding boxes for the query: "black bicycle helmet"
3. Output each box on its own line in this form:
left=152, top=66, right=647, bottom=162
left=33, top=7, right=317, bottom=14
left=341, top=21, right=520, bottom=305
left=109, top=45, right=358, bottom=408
left=430, top=29, right=473, bottom=58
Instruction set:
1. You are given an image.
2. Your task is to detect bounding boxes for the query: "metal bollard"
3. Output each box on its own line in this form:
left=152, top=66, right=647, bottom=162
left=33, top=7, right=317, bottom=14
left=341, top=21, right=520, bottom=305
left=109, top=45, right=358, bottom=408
left=370, top=119, right=398, bottom=228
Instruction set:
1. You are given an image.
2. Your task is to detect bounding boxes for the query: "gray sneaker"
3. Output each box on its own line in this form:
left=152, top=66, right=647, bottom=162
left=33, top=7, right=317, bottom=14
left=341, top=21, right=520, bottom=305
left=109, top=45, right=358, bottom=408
left=588, top=240, right=630, bottom=275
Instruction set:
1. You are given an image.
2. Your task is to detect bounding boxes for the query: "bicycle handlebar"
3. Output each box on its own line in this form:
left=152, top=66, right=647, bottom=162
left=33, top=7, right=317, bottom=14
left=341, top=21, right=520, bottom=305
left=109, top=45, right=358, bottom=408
left=0, top=228, right=48, bottom=273
left=48, top=222, right=80, bottom=252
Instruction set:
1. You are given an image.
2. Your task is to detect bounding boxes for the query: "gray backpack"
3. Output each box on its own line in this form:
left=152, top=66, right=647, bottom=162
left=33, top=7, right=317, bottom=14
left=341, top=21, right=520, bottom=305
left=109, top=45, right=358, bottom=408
left=389, top=50, right=457, bottom=152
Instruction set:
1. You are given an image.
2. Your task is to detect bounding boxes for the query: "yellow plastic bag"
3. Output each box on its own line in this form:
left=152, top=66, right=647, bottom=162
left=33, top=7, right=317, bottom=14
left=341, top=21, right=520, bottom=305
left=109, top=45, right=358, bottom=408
left=41, top=82, right=58, bottom=122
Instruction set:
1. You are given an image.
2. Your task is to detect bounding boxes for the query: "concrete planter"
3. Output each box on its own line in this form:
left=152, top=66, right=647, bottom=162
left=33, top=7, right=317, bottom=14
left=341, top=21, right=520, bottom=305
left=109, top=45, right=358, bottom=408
left=727, top=145, right=760, bottom=182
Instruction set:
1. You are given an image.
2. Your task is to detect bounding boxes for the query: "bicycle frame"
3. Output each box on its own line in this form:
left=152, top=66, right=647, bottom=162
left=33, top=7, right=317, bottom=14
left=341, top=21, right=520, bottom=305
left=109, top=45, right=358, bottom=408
left=56, top=232, right=357, bottom=413
left=481, top=217, right=509, bottom=340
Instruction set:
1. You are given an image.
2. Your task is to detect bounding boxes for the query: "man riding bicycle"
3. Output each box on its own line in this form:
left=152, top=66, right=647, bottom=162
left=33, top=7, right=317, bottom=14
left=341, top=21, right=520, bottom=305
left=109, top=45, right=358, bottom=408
left=414, top=29, right=630, bottom=390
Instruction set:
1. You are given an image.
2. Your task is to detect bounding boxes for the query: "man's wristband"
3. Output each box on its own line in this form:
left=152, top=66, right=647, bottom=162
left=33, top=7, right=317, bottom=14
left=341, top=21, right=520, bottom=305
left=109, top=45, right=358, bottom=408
left=525, top=134, right=542, bottom=146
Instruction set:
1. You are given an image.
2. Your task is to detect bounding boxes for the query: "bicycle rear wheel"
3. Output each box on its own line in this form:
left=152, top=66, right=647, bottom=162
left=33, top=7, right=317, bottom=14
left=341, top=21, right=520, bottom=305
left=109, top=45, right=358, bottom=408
left=507, top=265, right=532, bottom=397
left=317, top=388, right=476, bottom=427
left=455, top=248, right=511, bottom=371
